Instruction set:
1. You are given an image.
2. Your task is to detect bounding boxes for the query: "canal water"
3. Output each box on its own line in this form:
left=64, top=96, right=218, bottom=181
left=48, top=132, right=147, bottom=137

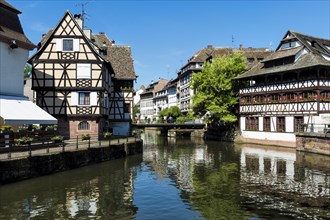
left=0, top=130, right=329, bottom=219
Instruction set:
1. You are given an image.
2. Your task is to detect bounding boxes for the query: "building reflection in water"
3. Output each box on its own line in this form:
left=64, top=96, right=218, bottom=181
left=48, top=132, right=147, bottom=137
left=142, top=131, right=330, bottom=219
left=0, top=154, right=142, bottom=219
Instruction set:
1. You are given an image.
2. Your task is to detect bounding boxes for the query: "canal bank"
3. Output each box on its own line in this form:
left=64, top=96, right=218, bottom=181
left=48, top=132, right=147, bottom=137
left=0, top=139, right=143, bottom=184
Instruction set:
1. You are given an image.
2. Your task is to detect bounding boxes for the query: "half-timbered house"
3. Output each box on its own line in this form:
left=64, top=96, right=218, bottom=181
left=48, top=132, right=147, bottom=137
left=91, top=33, right=136, bottom=135
left=236, top=30, right=330, bottom=147
left=28, top=11, right=112, bottom=138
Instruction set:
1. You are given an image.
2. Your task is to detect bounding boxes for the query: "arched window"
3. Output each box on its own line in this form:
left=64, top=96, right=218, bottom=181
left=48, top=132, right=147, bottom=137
left=78, top=121, right=90, bottom=130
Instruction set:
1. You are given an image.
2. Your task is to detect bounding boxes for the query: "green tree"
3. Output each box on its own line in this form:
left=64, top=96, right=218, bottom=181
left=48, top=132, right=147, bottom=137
left=158, top=106, right=182, bottom=119
left=191, top=53, right=247, bottom=122
left=24, top=64, right=32, bottom=78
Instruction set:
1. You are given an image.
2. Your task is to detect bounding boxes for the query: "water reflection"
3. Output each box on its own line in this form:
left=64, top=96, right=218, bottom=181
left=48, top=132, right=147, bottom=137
left=0, top=154, right=142, bottom=219
left=141, top=131, right=330, bottom=219
left=0, top=131, right=329, bottom=219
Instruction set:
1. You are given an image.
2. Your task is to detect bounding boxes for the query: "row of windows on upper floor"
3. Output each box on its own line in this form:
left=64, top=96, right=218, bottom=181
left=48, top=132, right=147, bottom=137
left=180, top=74, right=191, bottom=85
left=240, top=91, right=330, bottom=104
left=180, top=63, right=204, bottom=74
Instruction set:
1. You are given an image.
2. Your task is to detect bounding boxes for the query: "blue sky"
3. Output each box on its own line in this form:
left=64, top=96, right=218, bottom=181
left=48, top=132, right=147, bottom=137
left=10, top=0, right=330, bottom=89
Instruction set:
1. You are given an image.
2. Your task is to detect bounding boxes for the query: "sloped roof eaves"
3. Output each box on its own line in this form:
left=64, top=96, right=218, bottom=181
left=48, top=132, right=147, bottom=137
left=236, top=53, right=330, bottom=79
left=92, top=34, right=136, bottom=80
left=0, top=0, right=21, bottom=14
left=261, top=46, right=303, bottom=62
left=28, top=11, right=107, bottom=64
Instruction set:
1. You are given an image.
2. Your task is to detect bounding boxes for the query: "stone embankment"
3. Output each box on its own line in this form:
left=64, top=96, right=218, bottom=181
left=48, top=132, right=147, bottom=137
left=0, top=140, right=143, bottom=184
left=296, top=133, right=330, bottom=155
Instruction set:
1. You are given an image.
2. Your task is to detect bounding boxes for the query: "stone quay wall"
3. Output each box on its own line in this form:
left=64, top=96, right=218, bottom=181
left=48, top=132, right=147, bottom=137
left=296, top=133, right=330, bottom=155
left=0, top=140, right=143, bottom=184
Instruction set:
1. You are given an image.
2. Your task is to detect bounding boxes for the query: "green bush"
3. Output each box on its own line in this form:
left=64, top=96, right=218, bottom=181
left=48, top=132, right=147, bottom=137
left=51, top=135, right=64, bottom=142
left=81, top=134, right=90, bottom=141
left=14, top=136, right=33, bottom=145
left=0, top=125, right=13, bottom=131
left=103, top=132, right=112, bottom=138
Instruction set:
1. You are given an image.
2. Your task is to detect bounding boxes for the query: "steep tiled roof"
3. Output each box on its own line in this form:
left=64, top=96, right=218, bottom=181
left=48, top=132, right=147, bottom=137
left=92, top=34, right=136, bottom=80
left=236, top=30, right=330, bottom=80
left=0, top=0, right=35, bottom=50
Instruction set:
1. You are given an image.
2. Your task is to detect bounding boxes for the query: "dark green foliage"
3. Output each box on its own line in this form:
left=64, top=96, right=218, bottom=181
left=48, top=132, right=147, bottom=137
left=191, top=53, right=247, bottom=122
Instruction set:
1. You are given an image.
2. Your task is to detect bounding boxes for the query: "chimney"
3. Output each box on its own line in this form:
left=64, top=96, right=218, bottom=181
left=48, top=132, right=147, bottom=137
left=83, top=29, right=91, bottom=39
left=239, top=44, right=243, bottom=50
left=74, top=14, right=83, bottom=29
left=207, top=45, right=213, bottom=49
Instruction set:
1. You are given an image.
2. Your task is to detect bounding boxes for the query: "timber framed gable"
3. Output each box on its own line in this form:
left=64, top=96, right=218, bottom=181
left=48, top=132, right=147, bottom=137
left=28, top=11, right=113, bottom=138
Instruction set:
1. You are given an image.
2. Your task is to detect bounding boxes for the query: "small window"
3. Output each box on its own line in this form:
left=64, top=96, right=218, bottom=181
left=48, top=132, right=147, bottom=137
left=99, top=49, right=107, bottom=56
left=63, top=39, right=73, bottom=51
left=78, top=121, right=90, bottom=130
left=246, top=117, right=259, bottom=131
left=263, top=117, right=271, bottom=131
left=294, top=116, right=304, bottom=133
left=277, top=117, right=286, bottom=132
left=124, top=103, right=131, bottom=114
left=247, top=58, right=255, bottom=63
left=79, top=92, right=90, bottom=105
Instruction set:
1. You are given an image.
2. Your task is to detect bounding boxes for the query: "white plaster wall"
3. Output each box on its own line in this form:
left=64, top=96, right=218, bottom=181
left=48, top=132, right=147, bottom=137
left=110, top=122, right=130, bottom=136
left=286, top=116, right=294, bottom=132
left=0, top=42, right=28, bottom=96
left=241, top=130, right=296, bottom=142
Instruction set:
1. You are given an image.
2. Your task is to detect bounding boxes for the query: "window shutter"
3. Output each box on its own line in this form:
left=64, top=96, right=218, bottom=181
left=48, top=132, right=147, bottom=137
left=77, top=64, right=91, bottom=79
left=71, top=92, right=78, bottom=105
left=56, top=39, right=63, bottom=51
left=90, top=92, right=98, bottom=106
left=73, top=39, right=80, bottom=51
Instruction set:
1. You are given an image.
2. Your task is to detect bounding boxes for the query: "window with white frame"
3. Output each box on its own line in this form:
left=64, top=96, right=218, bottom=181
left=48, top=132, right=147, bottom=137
left=63, top=39, right=73, bottom=51
left=79, top=92, right=90, bottom=105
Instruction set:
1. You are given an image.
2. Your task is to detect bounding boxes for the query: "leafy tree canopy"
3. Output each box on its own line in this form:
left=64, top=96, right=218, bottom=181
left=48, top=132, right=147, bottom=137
left=24, top=64, right=32, bottom=78
left=191, top=53, right=247, bottom=122
left=158, top=106, right=182, bottom=118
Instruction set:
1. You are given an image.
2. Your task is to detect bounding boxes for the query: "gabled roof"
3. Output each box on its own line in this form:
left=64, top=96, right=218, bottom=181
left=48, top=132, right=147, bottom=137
left=28, top=11, right=106, bottom=63
left=236, top=30, right=330, bottom=80
left=92, top=33, right=136, bottom=80
left=0, top=0, right=35, bottom=50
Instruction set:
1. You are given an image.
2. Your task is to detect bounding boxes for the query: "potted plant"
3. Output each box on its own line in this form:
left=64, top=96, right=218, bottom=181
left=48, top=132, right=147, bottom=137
left=103, top=132, right=112, bottom=139
left=0, top=125, right=13, bottom=133
left=14, top=136, right=33, bottom=146
left=51, top=135, right=64, bottom=143
left=81, top=134, right=90, bottom=141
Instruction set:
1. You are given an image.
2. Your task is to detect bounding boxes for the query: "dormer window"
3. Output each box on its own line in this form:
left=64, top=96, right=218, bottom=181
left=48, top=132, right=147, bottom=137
left=279, top=41, right=302, bottom=50
left=63, top=39, right=73, bottom=51
left=99, top=49, right=107, bottom=56
left=247, top=58, right=255, bottom=63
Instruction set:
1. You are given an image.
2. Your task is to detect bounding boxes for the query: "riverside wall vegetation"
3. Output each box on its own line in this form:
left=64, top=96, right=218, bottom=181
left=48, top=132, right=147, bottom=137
left=0, top=140, right=143, bottom=184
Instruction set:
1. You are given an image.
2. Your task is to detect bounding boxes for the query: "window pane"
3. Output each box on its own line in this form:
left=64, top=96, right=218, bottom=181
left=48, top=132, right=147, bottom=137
left=79, top=92, right=90, bottom=105
left=63, top=39, right=73, bottom=51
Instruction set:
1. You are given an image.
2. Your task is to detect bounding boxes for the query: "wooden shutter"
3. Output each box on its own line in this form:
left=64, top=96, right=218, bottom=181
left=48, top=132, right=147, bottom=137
left=71, top=92, right=78, bottom=105
left=56, top=39, right=63, bottom=51
left=73, top=39, right=80, bottom=52
left=90, top=92, right=98, bottom=106
left=77, top=64, right=91, bottom=79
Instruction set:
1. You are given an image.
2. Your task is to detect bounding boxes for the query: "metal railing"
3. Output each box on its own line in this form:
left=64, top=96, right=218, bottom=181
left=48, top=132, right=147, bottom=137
left=0, top=135, right=140, bottom=161
left=301, top=123, right=330, bottom=134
